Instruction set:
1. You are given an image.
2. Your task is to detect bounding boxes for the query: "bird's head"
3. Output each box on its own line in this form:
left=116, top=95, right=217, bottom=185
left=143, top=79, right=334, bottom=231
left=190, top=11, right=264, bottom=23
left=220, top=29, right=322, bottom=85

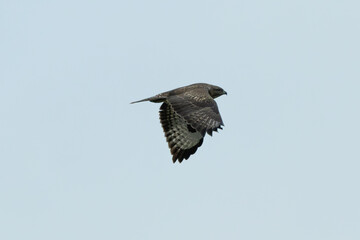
left=209, top=85, right=227, bottom=99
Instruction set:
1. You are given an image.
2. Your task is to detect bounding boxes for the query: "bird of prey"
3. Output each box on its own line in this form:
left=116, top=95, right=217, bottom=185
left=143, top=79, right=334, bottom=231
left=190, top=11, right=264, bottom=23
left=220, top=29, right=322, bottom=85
left=131, top=83, right=227, bottom=163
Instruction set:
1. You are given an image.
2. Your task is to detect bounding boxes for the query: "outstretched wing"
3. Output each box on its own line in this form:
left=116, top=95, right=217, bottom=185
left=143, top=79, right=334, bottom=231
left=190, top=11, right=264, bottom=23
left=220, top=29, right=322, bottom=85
left=159, top=102, right=204, bottom=163
left=167, top=88, right=224, bottom=136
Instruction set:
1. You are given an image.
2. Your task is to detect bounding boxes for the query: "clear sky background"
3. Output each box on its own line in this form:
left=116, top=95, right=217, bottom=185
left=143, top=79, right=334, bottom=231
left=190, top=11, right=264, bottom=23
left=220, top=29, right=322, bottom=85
left=1, top=0, right=359, bottom=239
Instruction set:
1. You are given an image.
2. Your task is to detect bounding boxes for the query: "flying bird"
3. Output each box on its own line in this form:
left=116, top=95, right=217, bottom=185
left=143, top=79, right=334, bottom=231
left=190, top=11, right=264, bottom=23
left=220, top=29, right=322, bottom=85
left=131, top=83, right=227, bottom=163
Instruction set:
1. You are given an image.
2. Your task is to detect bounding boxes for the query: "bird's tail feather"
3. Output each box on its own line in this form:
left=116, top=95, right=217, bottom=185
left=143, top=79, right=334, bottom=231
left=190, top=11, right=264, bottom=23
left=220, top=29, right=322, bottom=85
left=130, top=94, right=167, bottom=104
left=130, top=98, right=152, bottom=104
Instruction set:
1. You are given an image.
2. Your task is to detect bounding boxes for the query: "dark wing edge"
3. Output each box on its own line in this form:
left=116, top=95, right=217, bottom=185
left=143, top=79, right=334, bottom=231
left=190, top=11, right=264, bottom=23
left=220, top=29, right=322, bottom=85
left=167, top=93, right=224, bottom=136
left=159, top=102, right=204, bottom=163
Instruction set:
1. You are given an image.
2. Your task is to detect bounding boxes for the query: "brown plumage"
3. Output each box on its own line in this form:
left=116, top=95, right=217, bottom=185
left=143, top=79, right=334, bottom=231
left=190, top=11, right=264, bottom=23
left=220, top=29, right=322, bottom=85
left=131, top=83, right=227, bottom=163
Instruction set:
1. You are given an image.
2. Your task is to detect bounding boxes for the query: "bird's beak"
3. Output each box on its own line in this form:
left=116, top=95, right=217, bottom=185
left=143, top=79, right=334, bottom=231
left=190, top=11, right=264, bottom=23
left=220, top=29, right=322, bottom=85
left=224, top=91, right=227, bottom=95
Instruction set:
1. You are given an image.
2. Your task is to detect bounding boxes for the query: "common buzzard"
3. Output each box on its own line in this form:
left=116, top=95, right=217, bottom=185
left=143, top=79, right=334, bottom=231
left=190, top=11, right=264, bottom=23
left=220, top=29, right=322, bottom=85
left=131, top=83, right=227, bottom=163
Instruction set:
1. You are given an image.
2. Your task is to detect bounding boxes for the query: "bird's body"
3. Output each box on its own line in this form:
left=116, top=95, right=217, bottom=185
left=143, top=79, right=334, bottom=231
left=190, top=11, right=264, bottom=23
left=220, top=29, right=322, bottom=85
left=131, top=83, right=227, bottom=163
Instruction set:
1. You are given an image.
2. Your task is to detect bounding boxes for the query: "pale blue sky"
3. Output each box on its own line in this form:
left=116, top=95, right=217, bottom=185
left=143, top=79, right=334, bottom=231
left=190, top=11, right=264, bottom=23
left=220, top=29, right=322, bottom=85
left=1, top=0, right=359, bottom=239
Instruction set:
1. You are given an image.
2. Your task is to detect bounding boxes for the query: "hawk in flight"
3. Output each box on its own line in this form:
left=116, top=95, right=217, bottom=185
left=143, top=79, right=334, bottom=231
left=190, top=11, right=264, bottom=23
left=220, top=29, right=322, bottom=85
left=131, top=83, right=227, bottom=163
